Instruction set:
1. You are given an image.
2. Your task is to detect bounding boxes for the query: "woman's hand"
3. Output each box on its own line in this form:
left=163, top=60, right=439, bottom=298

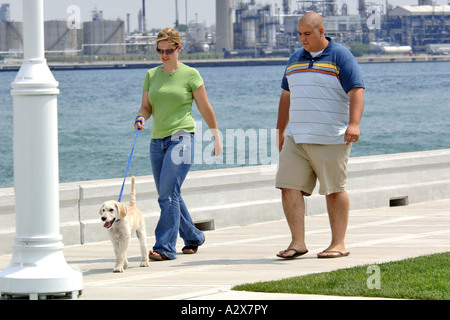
left=135, top=91, right=151, bottom=131
left=212, top=131, right=223, bottom=156
left=134, top=115, right=145, bottom=131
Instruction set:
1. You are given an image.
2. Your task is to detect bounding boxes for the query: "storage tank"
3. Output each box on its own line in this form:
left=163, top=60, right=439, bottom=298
left=45, top=20, right=78, bottom=56
left=83, top=20, right=125, bottom=55
left=266, top=21, right=276, bottom=48
left=0, top=21, right=23, bottom=53
left=215, top=0, right=233, bottom=52
left=381, top=46, right=412, bottom=54
left=243, top=17, right=257, bottom=48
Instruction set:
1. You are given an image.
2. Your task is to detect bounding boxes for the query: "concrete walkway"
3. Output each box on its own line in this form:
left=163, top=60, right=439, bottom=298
left=1, top=199, right=449, bottom=301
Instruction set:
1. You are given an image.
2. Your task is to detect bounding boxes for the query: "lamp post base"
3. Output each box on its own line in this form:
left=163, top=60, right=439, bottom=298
left=0, top=236, right=83, bottom=300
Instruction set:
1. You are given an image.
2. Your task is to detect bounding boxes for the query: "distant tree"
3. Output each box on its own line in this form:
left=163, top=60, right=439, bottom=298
left=349, top=42, right=370, bottom=57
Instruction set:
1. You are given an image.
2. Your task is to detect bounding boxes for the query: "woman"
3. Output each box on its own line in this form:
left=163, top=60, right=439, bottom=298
left=134, top=28, right=222, bottom=260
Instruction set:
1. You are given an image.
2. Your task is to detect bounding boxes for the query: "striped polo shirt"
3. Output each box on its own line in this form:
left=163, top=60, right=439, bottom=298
left=281, top=38, right=364, bottom=144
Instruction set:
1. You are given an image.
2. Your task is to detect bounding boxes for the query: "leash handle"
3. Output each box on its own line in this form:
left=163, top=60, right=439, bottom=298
left=118, top=122, right=141, bottom=202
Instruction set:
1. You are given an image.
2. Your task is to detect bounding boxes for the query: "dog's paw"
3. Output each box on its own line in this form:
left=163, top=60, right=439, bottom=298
left=113, top=266, right=125, bottom=273
left=140, top=260, right=149, bottom=267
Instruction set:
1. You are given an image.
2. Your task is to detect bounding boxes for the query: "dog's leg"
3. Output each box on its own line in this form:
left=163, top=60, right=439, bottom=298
left=136, top=224, right=149, bottom=267
left=111, top=236, right=124, bottom=273
left=113, top=238, right=130, bottom=273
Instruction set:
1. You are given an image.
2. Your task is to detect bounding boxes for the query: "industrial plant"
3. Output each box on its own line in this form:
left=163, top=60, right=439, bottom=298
left=1, top=0, right=450, bottom=60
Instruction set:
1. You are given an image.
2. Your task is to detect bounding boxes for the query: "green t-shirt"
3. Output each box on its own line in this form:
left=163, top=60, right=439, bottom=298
left=142, top=63, right=204, bottom=139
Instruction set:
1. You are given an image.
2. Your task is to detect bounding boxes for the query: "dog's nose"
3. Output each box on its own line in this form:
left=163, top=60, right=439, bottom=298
left=101, top=216, right=106, bottom=221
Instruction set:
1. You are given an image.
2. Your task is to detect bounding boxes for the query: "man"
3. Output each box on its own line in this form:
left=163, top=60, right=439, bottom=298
left=275, top=12, right=364, bottom=259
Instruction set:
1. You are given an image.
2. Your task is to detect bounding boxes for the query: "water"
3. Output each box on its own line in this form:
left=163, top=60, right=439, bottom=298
left=0, top=61, right=449, bottom=188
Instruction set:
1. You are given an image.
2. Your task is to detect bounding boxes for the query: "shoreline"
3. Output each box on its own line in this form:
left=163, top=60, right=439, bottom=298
left=1, top=54, right=449, bottom=72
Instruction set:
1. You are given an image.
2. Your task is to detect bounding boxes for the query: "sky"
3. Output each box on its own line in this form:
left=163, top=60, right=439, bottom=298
left=8, top=0, right=448, bottom=32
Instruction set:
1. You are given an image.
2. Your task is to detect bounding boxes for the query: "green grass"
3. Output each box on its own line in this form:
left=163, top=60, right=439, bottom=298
left=232, top=252, right=450, bottom=300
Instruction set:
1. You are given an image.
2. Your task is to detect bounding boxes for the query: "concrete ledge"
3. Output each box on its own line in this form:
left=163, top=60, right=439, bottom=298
left=1, top=149, right=450, bottom=255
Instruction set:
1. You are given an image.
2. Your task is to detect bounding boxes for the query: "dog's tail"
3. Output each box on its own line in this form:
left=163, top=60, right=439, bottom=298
left=130, top=176, right=136, bottom=207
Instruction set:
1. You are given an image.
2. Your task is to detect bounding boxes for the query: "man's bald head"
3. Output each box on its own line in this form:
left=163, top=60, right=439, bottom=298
left=299, top=11, right=324, bottom=31
left=297, top=11, right=328, bottom=52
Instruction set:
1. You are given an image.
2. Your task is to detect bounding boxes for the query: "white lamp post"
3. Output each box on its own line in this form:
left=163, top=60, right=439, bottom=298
left=0, top=0, right=83, bottom=300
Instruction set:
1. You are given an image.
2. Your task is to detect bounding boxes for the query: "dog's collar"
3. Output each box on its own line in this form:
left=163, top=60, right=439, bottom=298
left=115, top=219, right=121, bottom=223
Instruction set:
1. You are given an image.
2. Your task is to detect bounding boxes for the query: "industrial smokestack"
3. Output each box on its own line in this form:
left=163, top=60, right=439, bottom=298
left=127, top=13, right=130, bottom=35
left=142, top=0, right=146, bottom=34
left=283, top=0, right=290, bottom=15
left=358, top=0, right=366, bottom=18
left=215, top=0, right=233, bottom=52
left=175, top=0, right=179, bottom=29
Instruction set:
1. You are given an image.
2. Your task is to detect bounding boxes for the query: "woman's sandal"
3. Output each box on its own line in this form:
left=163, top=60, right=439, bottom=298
left=317, top=250, right=350, bottom=259
left=182, top=245, right=198, bottom=254
left=149, top=251, right=168, bottom=261
left=276, top=248, right=308, bottom=259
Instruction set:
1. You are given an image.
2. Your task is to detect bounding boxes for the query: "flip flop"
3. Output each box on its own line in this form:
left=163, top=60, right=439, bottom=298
left=149, top=251, right=168, bottom=261
left=317, top=250, right=350, bottom=259
left=182, top=245, right=198, bottom=254
left=276, top=248, right=308, bottom=259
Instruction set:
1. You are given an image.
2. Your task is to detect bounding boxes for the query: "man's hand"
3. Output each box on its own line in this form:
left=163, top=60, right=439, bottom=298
left=344, top=123, right=360, bottom=145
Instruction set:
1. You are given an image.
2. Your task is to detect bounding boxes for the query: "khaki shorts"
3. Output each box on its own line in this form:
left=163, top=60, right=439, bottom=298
left=275, top=135, right=352, bottom=196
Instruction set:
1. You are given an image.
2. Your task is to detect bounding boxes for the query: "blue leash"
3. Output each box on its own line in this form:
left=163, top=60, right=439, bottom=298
left=118, top=120, right=141, bottom=202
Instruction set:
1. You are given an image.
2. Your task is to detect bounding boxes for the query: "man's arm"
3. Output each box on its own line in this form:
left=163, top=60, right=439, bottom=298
left=276, top=89, right=291, bottom=152
left=344, top=87, right=364, bottom=145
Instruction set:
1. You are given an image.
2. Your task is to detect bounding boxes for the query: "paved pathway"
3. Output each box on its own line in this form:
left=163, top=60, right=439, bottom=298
left=1, top=199, right=449, bottom=302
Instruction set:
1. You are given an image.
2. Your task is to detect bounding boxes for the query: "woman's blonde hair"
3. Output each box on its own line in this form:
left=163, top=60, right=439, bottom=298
left=156, top=27, right=182, bottom=47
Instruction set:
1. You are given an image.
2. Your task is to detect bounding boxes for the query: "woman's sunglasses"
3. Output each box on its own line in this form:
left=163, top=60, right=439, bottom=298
left=156, top=47, right=178, bottom=55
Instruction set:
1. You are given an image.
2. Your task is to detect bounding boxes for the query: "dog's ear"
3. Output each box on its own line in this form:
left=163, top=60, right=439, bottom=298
left=116, top=202, right=127, bottom=220
left=99, top=204, right=104, bottom=216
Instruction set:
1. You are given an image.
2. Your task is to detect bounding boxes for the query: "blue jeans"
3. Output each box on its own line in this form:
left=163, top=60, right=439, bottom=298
left=150, top=133, right=204, bottom=259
